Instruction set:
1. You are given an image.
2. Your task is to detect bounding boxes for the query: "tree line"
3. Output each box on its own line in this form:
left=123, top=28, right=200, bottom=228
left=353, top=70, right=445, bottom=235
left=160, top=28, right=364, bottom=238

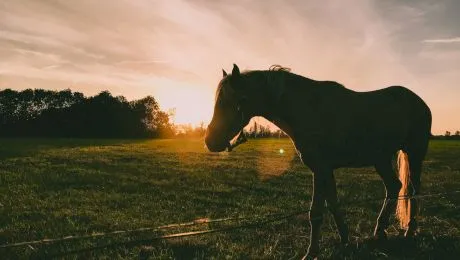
left=243, top=120, right=288, bottom=138
left=432, top=131, right=460, bottom=140
left=0, top=89, right=174, bottom=138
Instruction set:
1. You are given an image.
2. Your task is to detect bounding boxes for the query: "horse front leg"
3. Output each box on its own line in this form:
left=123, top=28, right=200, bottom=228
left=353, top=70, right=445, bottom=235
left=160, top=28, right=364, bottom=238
left=304, top=172, right=327, bottom=259
left=325, top=174, right=349, bottom=244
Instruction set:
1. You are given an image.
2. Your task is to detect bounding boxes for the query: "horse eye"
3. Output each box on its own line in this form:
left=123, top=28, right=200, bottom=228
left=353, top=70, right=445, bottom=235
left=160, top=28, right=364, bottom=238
left=237, top=96, right=247, bottom=111
left=217, top=98, right=225, bottom=107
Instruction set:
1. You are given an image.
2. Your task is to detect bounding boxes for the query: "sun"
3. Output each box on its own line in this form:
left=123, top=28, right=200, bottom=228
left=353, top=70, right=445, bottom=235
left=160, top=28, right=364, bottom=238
left=153, top=79, right=214, bottom=126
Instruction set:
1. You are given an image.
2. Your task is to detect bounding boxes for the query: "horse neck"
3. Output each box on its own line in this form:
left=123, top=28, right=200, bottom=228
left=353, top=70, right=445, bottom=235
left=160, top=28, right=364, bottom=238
left=241, top=70, right=293, bottom=118
left=253, top=72, right=319, bottom=138
left=254, top=70, right=298, bottom=114
left=239, top=71, right=292, bottom=136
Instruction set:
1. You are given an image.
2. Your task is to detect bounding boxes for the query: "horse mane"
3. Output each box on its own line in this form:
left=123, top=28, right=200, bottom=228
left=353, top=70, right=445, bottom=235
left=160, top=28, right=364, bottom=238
left=264, top=65, right=292, bottom=103
left=268, top=64, right=291, bottom=72
left=215, top=65, right=292, bottom=102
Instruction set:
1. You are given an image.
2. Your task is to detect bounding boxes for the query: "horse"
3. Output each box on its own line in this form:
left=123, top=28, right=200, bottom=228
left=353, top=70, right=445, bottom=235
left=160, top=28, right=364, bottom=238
left=205, top=64, right=432, bottom=258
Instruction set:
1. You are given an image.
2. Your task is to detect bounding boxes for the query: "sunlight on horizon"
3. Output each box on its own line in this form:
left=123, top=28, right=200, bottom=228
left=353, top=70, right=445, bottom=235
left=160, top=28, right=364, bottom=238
left=152, top=78, right=214, bottom=126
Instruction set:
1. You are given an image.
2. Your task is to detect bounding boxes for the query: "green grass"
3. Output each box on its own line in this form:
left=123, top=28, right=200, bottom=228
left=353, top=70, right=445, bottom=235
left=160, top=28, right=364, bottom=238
left=0, top=138, right=459, bottom=259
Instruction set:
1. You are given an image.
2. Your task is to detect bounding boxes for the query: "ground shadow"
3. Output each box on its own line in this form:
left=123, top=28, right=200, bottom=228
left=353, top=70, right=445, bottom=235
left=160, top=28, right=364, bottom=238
left=330, top=233, right=460, bottom=259
left=138, top=240, right=211, bottom=260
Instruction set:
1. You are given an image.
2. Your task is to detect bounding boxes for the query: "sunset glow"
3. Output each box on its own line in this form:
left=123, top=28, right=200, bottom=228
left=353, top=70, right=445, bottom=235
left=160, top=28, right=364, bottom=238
left=151, top=78, right=214, bottom=125
left=1, top=1, right=459, bottom=133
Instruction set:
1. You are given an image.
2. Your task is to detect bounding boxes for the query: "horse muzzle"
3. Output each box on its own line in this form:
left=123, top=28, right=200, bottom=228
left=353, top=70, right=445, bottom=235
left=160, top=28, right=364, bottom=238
left=205, top=137, right=230, bottom=152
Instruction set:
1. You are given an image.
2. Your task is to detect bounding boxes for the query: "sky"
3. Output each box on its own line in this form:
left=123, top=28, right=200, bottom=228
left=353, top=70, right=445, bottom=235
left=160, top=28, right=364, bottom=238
left=0, top=0, right=459, bottom=134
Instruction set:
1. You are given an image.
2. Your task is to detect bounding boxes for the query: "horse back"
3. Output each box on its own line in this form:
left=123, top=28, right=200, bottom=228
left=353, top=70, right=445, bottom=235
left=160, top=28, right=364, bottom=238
left=287, top=84, right=431, bottom=168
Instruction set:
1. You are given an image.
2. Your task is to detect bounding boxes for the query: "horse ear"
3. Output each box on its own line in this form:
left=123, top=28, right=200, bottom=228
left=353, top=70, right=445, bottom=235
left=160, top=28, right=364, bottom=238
left=222, top=69, right=227, bottom=77
left=232, top=64, right=240, bottom=76
left=229, top=64, right=244, bottom=92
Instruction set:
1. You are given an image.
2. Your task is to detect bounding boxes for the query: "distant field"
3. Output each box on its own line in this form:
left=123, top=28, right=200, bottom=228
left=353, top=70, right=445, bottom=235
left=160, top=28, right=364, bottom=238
left=0, top=138, right=459, bottom=259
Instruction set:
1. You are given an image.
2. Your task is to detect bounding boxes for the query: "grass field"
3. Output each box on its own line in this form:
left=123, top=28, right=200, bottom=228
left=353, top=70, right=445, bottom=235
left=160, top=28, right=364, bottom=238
left=0, top=138, right=459, bottom=259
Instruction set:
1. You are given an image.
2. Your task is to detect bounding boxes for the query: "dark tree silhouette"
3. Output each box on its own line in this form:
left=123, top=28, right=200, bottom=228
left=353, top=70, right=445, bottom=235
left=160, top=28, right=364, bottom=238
left=0, top=89, right=174, bottom=138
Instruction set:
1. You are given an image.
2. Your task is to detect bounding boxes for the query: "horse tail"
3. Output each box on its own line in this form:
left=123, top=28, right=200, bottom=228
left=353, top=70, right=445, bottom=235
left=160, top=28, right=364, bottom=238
left=396, top=150, right=411, bottom=228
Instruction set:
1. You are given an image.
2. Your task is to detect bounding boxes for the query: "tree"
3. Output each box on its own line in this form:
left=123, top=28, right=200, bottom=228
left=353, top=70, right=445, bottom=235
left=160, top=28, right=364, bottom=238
left=0, top=89, right=174, bottom=138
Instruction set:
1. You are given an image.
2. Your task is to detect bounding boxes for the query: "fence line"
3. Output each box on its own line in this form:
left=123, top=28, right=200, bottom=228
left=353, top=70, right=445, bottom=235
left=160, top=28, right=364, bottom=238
left=49, top=210, right=308, bottom=258
left=0, top=216, right=247, bottom=249
left=1, top=190, right=459, bottom=256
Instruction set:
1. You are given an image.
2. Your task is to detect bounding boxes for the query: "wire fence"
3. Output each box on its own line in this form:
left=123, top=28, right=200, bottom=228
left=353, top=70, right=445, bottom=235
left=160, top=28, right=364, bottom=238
left=1, top=190, right=459, bottom=257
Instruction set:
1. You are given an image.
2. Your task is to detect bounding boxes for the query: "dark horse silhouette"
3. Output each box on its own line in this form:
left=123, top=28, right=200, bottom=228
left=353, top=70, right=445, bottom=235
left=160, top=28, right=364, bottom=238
left=205, top=64, right=432, bottom=259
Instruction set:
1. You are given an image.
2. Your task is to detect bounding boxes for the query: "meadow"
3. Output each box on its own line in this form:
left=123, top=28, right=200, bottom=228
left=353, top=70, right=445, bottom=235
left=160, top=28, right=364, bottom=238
left=0, top=138, right=459, bottom=259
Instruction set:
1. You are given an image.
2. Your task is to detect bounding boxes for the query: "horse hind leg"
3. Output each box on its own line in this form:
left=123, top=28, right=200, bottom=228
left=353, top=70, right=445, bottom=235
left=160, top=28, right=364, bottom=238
left=374, top=158, right=402, bottom=240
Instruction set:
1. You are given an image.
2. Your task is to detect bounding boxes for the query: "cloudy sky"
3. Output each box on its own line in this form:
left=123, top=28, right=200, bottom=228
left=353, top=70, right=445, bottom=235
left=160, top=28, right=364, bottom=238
left=0, top=0, right=459, bottom=133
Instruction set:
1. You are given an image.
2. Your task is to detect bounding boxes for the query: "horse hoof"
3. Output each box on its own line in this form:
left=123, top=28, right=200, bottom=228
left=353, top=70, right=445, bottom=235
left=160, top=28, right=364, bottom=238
left=373, top=231, right=387, bottom=242
left=340, top=237, right=350, bottom=245
left=404, top=227, right=418, bottom=238
left=301, top=254, right=318, bottom=260
left=302, top=246, right=319, bottom=260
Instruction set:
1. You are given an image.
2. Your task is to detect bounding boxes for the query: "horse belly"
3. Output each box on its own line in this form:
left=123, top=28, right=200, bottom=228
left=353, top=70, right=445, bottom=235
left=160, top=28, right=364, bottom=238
left=332, top=149, right=381, bottom=168
left=328, top=134, right=403, bottom=168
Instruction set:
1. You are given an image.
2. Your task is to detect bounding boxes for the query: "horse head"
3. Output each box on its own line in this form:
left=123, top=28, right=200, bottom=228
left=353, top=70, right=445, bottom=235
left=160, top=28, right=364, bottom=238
left=205, top=64, right=252, bottom=152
